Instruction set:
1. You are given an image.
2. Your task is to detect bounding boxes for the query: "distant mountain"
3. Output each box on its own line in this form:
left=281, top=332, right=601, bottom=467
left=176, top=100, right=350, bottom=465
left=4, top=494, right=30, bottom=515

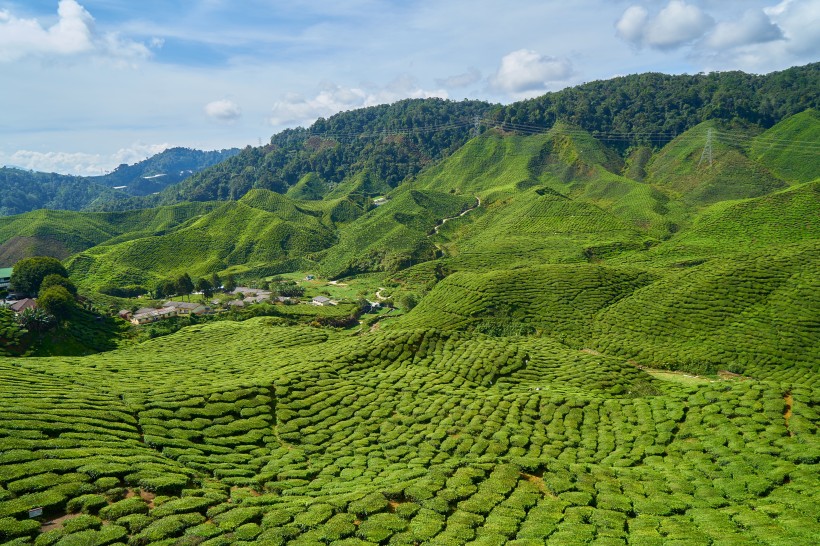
left=95, top=147, right=241, bottom=197
left=0, top=147, right=239, bottom=216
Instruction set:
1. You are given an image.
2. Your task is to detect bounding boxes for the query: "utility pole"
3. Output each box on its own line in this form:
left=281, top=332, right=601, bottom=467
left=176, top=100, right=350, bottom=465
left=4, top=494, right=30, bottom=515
left=698, top=128, right=713, bottom=168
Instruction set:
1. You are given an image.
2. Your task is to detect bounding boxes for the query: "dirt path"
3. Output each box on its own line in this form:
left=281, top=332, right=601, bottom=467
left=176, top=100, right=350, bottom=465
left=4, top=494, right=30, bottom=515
left=431, top=195, right=481, bottom=235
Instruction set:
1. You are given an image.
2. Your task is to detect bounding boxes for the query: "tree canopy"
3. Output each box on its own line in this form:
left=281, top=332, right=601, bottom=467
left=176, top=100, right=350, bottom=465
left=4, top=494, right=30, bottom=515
left=10, top=257, right=68, bottom=297
left=37, top=285, right=76, bottom=320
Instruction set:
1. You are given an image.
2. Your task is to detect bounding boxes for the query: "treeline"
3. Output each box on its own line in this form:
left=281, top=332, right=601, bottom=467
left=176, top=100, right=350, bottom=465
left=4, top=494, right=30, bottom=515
left=492, top=63, right=820, bottom=151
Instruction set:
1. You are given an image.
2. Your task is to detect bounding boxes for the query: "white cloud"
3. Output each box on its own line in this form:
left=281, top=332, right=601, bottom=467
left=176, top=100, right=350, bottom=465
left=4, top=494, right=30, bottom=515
left=616, top=1, right=714, bottom=50
left=615, top=6, right=649, bottom=45
left=436, top=68, right=482, bottom=89
left=0, top=0, right=150, bottom=63
left=4, top=143, right=170, bottom=176
left=205, top=99, right=242, bottom=121
left=490, top=49, right=573, bottom=96
left=705, top=9, right=783, bottom=50
left=768, top=0, right=820, bottom=55
left=269, top=78, right=448, bottom=127
left=696, top=0, right=819, bottom=72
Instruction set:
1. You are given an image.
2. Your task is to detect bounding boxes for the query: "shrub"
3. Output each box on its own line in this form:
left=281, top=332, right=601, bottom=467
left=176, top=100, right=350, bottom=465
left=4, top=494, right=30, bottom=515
left=99, top=497, right=149, bottom=520
left=0, top=517, right=40, bottom=540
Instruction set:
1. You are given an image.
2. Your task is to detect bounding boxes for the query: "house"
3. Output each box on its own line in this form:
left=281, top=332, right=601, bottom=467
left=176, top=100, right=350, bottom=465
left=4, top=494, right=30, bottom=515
left=227, top=299, right=245, bottom=308
left=118, top=309, right=132, bottom=320
left=130, top=307, right=177, bottom=325
left=164, top=301, right=209, bottom=315
left=232, top=287, right=258, bottom=296
left=312, top=296, right=334, bottom=306
left=10, top=298, right=36, bottom=313
left=0, top=267, right=12, bottom=290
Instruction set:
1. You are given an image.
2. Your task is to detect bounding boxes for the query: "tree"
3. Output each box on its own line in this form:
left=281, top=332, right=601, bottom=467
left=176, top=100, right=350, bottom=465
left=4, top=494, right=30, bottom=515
left=399, top=292, right=419, bottom=311
left=176, top=273, right=194, bottom=301
left=16, top=307, right=55, bottom=332
left=209, top=272, right=222, bottom=291
left=37, top=285, right=76, bottom=320
left=224, top=274, right=237, bottom=293
left=196, top=278, right=213, bottom=298
left=10, top=257, right=68, bottom=297
left=155, top=279, right=177, bottom=299
left=39, top=274, right=77, bottom=296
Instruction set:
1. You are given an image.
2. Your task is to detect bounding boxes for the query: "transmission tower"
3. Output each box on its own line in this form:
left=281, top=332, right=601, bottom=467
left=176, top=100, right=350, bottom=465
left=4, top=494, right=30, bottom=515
left=698, top=128, right=713, bottom=168
left=472, top=115, right=481, bottom=138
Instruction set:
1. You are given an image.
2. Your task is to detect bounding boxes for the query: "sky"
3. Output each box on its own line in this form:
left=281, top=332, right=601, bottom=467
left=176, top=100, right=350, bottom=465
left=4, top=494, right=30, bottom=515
left=0, top=0, right=818, bottom=175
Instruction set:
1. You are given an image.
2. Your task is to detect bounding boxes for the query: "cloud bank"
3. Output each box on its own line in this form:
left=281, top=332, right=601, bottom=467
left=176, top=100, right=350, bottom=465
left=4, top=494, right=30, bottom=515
left=0, top=0, right=151, bottom=62
left=3, top=143, right=170, bottom=176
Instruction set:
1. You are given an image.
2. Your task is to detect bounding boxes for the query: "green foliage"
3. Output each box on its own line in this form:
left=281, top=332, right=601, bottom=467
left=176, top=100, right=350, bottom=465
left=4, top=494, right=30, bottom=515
left=37, top=285, right=76, bottom=320
left=10, top=256, right=67, bottom=297
left=39, top=274, right=77, bottom=296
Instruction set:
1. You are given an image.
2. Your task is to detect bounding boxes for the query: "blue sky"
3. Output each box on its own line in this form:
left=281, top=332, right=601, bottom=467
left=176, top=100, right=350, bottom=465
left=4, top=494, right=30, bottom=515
left=1, top=0, right=817, bottom=174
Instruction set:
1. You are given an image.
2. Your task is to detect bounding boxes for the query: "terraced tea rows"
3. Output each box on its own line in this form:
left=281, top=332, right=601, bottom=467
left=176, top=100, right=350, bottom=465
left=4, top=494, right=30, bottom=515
left=1, top=319, right=817, bottom=544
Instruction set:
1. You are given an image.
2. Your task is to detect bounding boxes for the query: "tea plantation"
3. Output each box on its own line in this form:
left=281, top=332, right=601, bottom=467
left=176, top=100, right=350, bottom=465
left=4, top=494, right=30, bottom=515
left=0, top=311, right=817, bottom=544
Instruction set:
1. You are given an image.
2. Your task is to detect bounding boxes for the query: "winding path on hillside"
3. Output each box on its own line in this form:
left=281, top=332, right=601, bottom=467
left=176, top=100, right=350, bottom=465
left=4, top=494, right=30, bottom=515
left=431, top=195, right=481, bottom=235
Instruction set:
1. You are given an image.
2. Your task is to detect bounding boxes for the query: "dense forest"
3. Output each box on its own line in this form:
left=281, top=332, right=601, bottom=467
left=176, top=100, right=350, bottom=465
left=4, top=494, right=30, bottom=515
left=494, top=64, right=820, bottom=150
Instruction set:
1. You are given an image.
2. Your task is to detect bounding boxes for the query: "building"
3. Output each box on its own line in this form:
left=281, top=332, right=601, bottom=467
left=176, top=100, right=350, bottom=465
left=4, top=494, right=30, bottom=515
left=130, top=307, right=177, bottom=325
left=164, top=301, right=210, bottom=315
left=0, top=268, right=12, bottom=291
left=10, top=298, right=36, bottom=313
left=312, top=296, right=334, bottom=306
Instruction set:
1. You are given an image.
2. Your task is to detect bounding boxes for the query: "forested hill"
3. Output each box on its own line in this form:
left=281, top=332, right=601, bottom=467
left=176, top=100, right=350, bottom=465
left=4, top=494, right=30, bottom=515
left=93, top=63, right=819, bottom=211
left=0, top=147, right=239, bottom=216
left=494, top=63, right=820, bottom=149
left=95, top=99, right=493, bottom=210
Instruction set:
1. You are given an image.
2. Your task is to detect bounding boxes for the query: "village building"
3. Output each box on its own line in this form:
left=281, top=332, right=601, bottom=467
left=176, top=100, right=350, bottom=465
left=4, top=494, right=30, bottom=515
left=130, top=307, right=178, bottom=325
left=312, top=296, right=335, bottom=306
left=164, top=301, right=210, bottom=315
left=9, top=298, right=36, bottom=313
left=0, top=267, right=12, bottom=291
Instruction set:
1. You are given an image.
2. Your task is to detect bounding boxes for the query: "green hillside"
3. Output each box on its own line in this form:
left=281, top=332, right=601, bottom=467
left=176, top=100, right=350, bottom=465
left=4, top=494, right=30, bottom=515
left=750, top=108, right=820, bottom=183
left=66, top=193, right=342, bottom=290
left=645, top=122, right=787, bottom=206
left=0, top=69, right=818, bottom=545
left=0, top=148, right=238, bottom=216
left=0, top=203, right=218, bottom=266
